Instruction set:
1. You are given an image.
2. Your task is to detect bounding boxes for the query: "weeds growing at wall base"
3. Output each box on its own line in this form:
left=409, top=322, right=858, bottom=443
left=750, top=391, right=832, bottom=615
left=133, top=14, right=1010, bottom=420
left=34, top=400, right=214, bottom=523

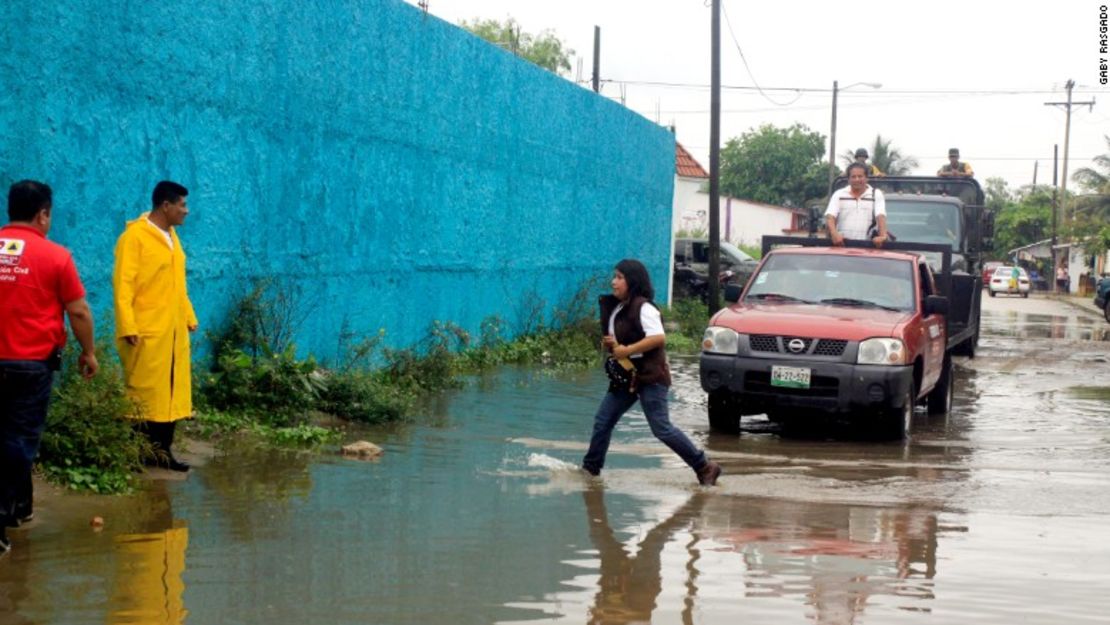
left=194, top=279, right=609, bottom=442
left=38, top=345, right=149, bottom=493
left=38, top=280, right=709, bottom=494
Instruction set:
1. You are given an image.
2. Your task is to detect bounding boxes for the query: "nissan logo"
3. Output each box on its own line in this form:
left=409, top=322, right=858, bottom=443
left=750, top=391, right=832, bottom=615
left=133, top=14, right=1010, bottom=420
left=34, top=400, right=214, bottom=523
left=787, top=339, right=806, bottom=353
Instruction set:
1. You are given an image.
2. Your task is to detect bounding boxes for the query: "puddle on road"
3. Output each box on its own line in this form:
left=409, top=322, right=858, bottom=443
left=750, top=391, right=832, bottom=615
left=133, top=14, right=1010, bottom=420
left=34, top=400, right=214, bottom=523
left=2, top=318, right=1109, bottom=624
left=1068, top=386, right=1110, bottom=401
left=981, top=309, right=1110, bottom=341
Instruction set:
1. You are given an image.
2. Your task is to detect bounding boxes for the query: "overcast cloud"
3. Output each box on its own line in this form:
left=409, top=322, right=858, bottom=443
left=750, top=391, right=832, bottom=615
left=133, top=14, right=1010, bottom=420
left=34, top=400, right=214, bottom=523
left=410, top=0, right=1108, bottom=193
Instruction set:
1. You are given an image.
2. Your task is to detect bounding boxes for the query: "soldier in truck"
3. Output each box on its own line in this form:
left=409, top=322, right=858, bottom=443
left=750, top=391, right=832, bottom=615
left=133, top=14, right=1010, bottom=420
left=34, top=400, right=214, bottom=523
left=824, top=163, right=890, bottom=248
left=937, top=148, right=974, bottom=178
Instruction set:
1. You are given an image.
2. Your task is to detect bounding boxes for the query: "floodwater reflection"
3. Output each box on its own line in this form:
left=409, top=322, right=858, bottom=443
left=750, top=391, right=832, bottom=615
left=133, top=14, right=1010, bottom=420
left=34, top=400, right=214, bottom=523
left=107, top=480, right=189, bottom=625
left=583, top=488, right=707, bottom=625
left=981, top=309, right=1110, bottom=341
left=109, top=526, right=189, bottom=625
left=534, top=484, right=956, bottom=625
left=698, top=498, right=947, bottom=624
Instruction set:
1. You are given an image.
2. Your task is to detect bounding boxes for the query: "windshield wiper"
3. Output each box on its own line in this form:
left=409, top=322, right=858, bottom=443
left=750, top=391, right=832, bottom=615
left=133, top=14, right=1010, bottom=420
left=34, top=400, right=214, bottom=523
left=747, top=292, right=813, bottom=304
left=819, top=297, right=902, bottom=312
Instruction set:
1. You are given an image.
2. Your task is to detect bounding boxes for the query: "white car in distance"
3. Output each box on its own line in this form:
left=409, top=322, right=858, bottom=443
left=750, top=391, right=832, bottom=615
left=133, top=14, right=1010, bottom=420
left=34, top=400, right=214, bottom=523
left=988, top=266, right=1030, bottom=298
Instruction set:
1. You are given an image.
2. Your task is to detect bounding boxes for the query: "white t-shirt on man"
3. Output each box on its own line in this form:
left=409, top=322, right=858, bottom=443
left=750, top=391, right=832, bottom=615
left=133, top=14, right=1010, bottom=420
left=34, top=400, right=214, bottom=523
left=825, top=185, right=885, bottom=240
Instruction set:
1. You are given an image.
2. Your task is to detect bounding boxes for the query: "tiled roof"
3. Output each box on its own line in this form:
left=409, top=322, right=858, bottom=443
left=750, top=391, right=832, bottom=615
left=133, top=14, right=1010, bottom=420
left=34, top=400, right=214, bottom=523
left=676, top=142, right=709, bottom=179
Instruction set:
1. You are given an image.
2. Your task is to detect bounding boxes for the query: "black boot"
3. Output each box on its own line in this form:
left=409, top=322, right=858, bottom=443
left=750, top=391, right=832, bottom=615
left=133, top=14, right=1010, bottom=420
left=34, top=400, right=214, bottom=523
left=139, top=421, right=188, bottom=471
left=162, top=422, right=190, bottom=473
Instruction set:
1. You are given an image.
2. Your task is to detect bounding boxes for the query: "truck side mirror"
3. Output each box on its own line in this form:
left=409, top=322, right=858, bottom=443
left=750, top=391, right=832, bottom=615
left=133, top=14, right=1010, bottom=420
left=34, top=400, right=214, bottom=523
left=982, top=210, right=995, bottom=239
left=924, top=295, right=949, bottom=316
left=724, top=284, right=743, bottom=303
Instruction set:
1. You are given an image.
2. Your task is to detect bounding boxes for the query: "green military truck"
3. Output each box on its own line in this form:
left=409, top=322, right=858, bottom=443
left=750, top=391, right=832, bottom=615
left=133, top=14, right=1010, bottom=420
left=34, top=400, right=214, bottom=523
left=831, top=176, right=993, bottom=357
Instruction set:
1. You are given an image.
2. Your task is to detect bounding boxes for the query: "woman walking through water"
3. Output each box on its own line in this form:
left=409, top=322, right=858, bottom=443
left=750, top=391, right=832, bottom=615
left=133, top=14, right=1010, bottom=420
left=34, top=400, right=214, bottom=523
left=582, top=259, right=722, bottom=486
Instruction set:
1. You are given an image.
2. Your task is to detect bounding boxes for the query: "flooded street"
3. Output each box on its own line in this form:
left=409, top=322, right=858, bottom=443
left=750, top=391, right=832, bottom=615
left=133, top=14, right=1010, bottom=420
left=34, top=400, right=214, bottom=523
left=2, top=295, right=1110, bottom=624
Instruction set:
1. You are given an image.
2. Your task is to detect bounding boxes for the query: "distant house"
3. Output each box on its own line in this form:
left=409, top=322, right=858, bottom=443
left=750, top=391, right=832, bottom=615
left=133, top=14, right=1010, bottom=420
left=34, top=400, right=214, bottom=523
left=671, top=142, right=806, bottom=244
left=673, top=142, right=708, bottom=235
left=1010, top=238, right=1110, bottom=295
left=1055, top=241, right=1110, bottom=295
left=666, top=142, right=808, bottom=303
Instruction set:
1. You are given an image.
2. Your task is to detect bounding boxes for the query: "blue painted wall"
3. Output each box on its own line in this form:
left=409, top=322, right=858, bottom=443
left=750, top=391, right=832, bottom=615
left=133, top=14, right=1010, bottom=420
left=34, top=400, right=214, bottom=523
left=0, top=0, right=674, bottom=358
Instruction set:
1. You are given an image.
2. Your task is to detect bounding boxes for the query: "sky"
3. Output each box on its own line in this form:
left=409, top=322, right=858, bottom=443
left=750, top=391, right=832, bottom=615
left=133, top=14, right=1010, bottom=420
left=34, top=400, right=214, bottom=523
left=408, top=0, right=1109, bottom=195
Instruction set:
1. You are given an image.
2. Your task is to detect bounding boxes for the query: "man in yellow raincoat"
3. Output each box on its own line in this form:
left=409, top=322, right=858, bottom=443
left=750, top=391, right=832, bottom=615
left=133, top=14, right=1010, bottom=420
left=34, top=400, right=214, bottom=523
left=113, top=181, right=198, bottom=472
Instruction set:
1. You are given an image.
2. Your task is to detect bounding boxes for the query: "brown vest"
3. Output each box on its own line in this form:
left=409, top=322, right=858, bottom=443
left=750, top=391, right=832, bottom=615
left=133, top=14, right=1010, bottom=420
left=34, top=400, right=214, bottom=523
left=599, top=294, right=672, bottom=387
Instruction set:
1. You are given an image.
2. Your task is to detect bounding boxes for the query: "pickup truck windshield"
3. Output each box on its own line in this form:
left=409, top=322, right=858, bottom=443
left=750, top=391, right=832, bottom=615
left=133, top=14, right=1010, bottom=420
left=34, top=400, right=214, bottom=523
left=885, top=200, right=962, bottom=250
left=744, top=253, right=916, bottom=312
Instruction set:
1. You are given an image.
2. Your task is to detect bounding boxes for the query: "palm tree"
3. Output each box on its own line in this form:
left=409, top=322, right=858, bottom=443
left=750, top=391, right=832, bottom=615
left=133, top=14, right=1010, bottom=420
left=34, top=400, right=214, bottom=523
left=841, top=135, right=919, bottom=175
left=1068, top=135, right=1110, bottom=257
left=1073, top=135, right=1110, bottom=197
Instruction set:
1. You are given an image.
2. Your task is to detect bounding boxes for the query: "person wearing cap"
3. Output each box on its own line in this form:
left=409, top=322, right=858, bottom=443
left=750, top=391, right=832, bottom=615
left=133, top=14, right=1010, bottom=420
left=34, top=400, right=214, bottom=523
left=937, top=148, right=974, bottom=178
left=854, top=148, right=884, bottom=177
left=0, top=180, right=99, bottom=556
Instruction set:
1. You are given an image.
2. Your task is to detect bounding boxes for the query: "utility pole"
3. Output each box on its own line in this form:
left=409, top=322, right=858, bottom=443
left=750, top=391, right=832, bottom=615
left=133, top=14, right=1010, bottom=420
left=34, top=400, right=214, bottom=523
left=827, top=80, right=838, bottom=195
left=1052, top=144, right=1059, bottom=291
left=1032, top=160, right=1038, bottom=187
left=591, top=26, right=600, bottom=93
left=707, top=0, right=722, bottom=313
left=1044, top=79, right=1095, bottom=226
left=826, top=81, right=879, bottom=195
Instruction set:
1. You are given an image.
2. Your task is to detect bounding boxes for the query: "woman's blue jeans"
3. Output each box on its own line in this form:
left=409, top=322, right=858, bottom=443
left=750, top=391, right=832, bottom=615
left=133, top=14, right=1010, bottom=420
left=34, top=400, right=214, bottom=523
left=582, top=383, right=707, bottom=475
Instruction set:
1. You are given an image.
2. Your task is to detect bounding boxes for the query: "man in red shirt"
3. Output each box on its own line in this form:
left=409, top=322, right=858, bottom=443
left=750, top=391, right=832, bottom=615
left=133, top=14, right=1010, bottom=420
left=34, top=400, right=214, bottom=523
left=0, top=180, right=98, bottom=555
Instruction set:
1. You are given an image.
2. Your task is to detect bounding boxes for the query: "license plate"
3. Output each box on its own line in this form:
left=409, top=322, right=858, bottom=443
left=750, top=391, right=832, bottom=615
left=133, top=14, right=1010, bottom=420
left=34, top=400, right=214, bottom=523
left=771, top=365, right=811, bottom=389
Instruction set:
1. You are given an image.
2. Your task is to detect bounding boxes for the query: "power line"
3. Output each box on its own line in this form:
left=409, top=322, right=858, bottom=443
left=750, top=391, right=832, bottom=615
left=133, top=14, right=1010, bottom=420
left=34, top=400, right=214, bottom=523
left=630, top=92, right=1065, bottom=116
left=719, top=1, right=801, bottom=106
left=672, top=147, right=1103, bottom=162
left=598, top=78, right=1109, bottom=96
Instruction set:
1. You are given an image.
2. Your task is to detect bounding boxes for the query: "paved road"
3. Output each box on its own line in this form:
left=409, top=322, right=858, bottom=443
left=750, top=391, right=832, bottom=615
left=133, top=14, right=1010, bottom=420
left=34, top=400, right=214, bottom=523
left=2, top=293, right=1108, bottom=625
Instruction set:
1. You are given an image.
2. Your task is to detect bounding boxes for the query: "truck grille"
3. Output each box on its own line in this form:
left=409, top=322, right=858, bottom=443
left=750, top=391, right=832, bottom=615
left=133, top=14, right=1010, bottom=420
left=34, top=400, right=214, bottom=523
left=813, top=340, right=848, bottom=356
left=750, top=335, right=780, bottom=352
left=748, top=335, right=848, bottom=357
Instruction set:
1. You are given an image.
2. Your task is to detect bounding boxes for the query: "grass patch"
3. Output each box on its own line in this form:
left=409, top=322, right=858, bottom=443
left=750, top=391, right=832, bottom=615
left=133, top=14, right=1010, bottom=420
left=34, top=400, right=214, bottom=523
left=197, top=278, right=605, bottom=435
left=37, top=345, right=148, bottom=493
left=664, top=297, right=712, bottom=355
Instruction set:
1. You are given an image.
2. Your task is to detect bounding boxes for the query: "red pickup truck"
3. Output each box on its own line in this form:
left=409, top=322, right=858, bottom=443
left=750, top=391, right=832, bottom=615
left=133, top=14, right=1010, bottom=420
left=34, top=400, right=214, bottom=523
left=699, top=239, right=954, bottom=438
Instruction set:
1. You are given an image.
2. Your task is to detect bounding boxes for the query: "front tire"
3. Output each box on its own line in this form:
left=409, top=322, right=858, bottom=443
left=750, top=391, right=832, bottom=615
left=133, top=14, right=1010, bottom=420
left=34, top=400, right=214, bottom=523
left=883, top=386, right=915, bottom=440
left=927, top=356, right=954, bottom=415
left=708, top=392, right=741, bottom=435
left=988, top=289, right=996, bottom=297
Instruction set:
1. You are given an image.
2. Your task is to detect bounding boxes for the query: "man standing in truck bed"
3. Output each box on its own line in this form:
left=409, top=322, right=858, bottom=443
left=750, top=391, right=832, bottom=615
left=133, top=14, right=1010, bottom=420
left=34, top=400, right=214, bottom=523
left=825, top=162, right=889, bottom=247
left=937, top=148, right=974, bottom=178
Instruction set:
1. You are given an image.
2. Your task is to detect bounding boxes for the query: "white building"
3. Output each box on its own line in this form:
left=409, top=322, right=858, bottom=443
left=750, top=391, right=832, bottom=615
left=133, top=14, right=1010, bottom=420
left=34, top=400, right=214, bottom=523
left=673, top=142, right=709, bottom=235
left=667, top=142, right=808, bottom=303
left=671, top=142, right=807, bottom=246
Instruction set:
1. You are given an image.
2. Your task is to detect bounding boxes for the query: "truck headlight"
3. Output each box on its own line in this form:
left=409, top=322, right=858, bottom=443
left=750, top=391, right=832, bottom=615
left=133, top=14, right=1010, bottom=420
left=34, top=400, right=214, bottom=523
left=702, top=327, right=740, bottom=355
left=857, top=338, right=906, bottom=365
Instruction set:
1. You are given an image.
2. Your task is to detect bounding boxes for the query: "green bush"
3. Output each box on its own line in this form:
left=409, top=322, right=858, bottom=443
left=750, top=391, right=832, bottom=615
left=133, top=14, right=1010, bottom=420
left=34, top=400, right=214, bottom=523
left=665, top=297, right=711, bottom=355
left=186, top=409, right=254, bottom=438
left=203, top=344, right=326, bottom=427
left=38, top=347, right=148, bottom=493
left=318, top=370, right=413, bottom=424
left=267, top=424, right=338, bottom=446
left=382, top=321, right=468, bottom=393
left=739, top=243, right=762, bottom=259
left=198, top=277, right=608, bottom=437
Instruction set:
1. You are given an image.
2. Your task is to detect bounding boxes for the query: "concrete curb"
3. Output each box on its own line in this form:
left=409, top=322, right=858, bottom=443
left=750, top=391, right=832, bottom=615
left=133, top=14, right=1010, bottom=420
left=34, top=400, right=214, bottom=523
left=1045, top=294, right=1105, bottom=319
